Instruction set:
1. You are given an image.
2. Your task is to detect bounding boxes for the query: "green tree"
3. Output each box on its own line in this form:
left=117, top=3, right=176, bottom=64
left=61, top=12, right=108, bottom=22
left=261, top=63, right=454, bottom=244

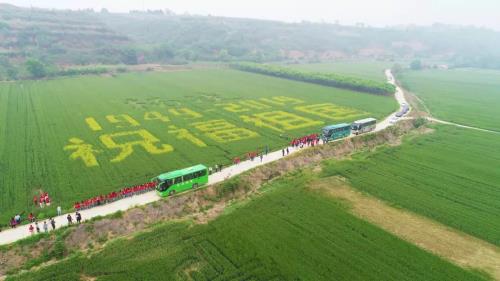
left=6, top=67, right=18, bottom=80
left=25, top=59, right=47, bottom=78
left=120, top=49, right=138, bottom=65
left=410, top=60, right=422, bottom=70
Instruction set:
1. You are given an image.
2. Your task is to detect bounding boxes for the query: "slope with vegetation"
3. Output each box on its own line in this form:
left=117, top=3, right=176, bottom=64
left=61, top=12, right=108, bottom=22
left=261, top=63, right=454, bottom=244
left=0, top=4, right=131, bottom=79
left=3, top=4, right=500, bottom=80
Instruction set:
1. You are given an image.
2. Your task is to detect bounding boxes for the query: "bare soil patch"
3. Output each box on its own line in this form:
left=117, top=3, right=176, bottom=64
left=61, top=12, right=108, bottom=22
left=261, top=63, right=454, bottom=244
left=312, top=177, right=500, bottom=280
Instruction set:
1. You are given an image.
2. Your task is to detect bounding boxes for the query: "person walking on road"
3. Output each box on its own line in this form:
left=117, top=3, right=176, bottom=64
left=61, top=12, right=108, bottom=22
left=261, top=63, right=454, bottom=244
left=35, top=222, right=40, bottom=233
left=265, top=145, right=269, bottom=155
left=50, top=218, right=56, bottom=230
left=29, top=224, right=34, bottom=235
left=282, top=149, right=285, bottom=156
left=57, top=206, right=62, bottom=216
left=67, top=214, right=73, bottom=225
left=76, top=212, right=82, bottom=224
left=286, top=147, right=289, bottom=155
left=43, top=221, right=48, bottom=233
left=260, top=153, right=263, bottom=162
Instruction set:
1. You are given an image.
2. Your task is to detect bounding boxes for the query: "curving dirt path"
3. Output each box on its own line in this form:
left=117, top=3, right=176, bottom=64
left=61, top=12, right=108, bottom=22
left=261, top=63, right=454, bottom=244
left=427, top=117, right=500, bottom=134
left=313, top=177, right=500, bottom=280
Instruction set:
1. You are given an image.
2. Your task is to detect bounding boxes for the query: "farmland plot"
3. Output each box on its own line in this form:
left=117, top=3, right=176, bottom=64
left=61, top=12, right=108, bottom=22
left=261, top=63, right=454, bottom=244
left=6, top=174, right=487, bottom=281
left=0, top=68, right=396, bottom=223
left=322, top=125, right=500, bottom=246
left=399, top=68, right=500, bottom=131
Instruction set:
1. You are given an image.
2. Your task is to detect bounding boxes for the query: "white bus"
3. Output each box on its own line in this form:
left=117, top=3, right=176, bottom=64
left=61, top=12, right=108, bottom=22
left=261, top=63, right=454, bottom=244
left=351, top=118, right=377, bottom=135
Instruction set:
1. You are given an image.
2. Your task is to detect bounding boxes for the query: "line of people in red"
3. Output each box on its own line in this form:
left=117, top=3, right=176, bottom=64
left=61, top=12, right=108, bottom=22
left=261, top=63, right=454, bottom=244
left=74, top=182, right=156, bottom=211
left=233, top=145, right=270, bottom=165
left=290, top=133, right=320, bottom=148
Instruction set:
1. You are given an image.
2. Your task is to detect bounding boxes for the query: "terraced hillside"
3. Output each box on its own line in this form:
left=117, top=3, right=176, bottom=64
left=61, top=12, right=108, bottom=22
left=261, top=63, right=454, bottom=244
left=0, top=4, right=130, bottom=75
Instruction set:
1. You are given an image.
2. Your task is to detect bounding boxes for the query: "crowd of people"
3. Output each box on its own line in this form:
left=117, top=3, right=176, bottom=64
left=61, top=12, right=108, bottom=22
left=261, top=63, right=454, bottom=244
left=27, top=211, right=84, bottom=235
left=7, top=191, right=53, bottom=230
left=290, top=133, right=321, bottom=148
left=33, top=191, right=51, bottom=208
left=74, top=182, right=156, bottom=211
left=28, top=217, right=57, bottom=235
left=208, top=164, right=224, bottom=174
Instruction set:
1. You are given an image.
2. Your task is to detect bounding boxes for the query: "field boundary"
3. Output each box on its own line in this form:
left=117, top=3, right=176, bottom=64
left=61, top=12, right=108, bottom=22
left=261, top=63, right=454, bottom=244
left=312, top=177, right=500, bottom=280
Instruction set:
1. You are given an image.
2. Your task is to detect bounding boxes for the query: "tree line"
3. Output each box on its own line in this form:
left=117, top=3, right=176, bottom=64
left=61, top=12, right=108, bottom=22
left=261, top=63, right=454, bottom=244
left=231, top=63, right=395, bottom=95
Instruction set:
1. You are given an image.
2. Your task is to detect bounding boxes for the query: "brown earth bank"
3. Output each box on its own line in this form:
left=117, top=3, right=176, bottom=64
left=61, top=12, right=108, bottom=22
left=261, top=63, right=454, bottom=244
left=0, top=120, right=438, bottom=278
left=311, top=177, right=500, bottom=280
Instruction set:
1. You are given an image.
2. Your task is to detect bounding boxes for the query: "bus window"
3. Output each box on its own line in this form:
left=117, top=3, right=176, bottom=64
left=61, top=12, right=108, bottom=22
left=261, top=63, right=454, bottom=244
left=159, top=181, right=168, bottom=191
left=174, top=176, right=183, bottom=184
left=184, top=173, right=193, bottom=181
left=196, top=170, right=206, bottom=178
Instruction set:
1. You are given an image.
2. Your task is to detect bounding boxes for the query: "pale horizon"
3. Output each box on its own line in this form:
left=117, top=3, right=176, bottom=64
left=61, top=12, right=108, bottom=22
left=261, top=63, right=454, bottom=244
left=2, top=0, right=500, bottom=30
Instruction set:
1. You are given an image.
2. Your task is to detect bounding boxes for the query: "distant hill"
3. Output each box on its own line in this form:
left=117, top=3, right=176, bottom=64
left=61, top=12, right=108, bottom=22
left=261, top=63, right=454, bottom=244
left=2, top=4, right=500, bottom=79
left=0, top=4, right=130, bottom=65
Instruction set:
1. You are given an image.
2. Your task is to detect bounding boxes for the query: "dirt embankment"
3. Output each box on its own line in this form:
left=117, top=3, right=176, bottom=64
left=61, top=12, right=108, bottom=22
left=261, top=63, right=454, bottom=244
left=1, top=120, right=420, bottom=278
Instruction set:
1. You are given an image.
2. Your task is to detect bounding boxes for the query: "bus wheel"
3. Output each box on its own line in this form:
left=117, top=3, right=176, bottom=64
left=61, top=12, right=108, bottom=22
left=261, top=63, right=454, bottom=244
left=169, top=190, right=176, bottom=196
left=192, top=183, right=199, bottom=189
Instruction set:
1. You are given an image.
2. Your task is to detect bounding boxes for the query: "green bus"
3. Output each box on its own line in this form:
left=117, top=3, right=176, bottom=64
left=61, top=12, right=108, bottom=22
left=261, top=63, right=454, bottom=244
left=154, top=164, right=209, bottom=197
left=321, top=123, right=351, bottom=141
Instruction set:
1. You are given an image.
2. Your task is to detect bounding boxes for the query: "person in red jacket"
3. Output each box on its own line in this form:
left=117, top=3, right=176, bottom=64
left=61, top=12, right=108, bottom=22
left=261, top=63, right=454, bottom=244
left=39, top=195, right=45, bottom=208
left=29, top=224, right=34, bottom=235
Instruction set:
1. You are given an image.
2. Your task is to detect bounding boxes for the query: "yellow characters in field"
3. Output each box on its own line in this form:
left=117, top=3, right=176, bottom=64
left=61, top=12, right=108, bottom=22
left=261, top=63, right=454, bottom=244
left=100, top=129, right=174, bottom=163
left=63, top=138, right=101, bottom=167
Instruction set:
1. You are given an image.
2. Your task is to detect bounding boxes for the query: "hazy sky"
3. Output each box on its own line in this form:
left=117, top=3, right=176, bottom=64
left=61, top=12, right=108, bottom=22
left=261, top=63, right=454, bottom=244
left=3, top=0, right=500, bottom=30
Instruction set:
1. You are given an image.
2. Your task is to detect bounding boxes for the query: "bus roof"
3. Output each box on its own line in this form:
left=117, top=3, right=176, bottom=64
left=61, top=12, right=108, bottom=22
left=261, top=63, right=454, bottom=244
left=157, top=164, right=207, bottom=181
left=323, top=123, right=351, bottom=130
left=353, top=117, right=377, bottom=124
